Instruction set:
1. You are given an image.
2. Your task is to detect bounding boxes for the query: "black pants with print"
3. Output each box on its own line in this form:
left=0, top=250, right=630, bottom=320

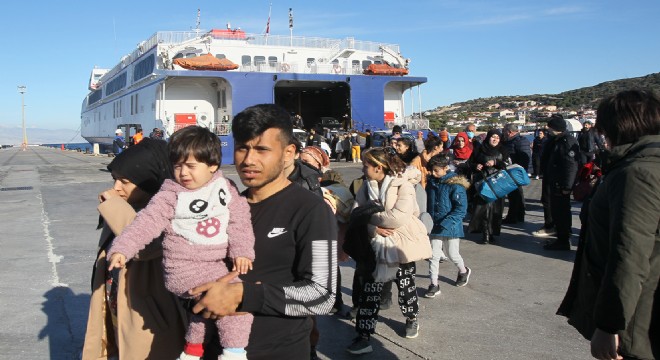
left=355, top=262, right=419, bottom=336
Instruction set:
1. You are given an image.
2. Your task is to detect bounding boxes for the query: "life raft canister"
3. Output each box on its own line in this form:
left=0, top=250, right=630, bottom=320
left=333, top=64, right=342, bottom=74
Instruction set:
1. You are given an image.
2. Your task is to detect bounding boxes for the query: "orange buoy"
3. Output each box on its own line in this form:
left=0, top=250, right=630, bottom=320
left=61, top=144, right=65, bottom=150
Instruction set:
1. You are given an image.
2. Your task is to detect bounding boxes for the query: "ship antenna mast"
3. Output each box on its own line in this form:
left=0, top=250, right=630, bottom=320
left=194, top=8, right=201, bottom=35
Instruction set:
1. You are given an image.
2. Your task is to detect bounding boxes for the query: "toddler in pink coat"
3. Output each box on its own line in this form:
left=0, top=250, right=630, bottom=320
left=108, top=126, right=255, bottom=360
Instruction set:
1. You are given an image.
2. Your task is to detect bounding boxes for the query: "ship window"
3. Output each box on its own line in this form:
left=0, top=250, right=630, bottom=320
left=215, top=54, right=226, bottom=59
left=88, top=89, right=102, bottom=105
left=106, top=72, right=127, bottom=96
left=173, top=53, right=184, bottom=60
left=254, top=56, right=266, bottom=66
left=241, top=55, right=251, bottom=66
left=218, top=89, right=227, bottom=109
left=306, top=58, right=316, bottom=67
left=352, top=60, right=360, bottom=66
left=331, top=59, right=339, bottom=64
left=133, top=54, right=155, bottom=82
left=185, top=53, right=197, bottom=58
left=362, top=60, right=372, bottom=69
left=374, top=60, right=382, bottom=64
left=268, top=56, right=278, bottom=66
left=130, top=94, right=138, bottom=115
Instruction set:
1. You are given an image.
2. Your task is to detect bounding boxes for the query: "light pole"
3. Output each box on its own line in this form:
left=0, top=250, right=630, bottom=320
left=17, top=85, right=27, bottom=151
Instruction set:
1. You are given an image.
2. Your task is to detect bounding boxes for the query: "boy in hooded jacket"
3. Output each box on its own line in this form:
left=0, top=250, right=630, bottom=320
left=424, top=155, right=472, bottom=298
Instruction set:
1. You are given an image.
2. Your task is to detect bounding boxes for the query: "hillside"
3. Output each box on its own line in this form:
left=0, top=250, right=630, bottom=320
left=439, top=72, right=660, bottom=112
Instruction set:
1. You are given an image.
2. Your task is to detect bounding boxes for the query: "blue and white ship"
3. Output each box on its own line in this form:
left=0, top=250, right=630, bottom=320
left=81, top=21, right=427, bottom=163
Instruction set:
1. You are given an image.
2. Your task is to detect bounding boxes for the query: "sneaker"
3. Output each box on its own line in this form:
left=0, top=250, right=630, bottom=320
left=456, top=267, right=472, bottom=287
left=177, top=352, right=201, bottom=360
left=535, top=175, right=540, bottom=180
left=543, top=239, right=571, bottom=251
left=438, top=256, right=448, bottom=263
left=380, top=297, right=392, bottom=310
left=347, top=306, right=358, bottom=319
left=424, top=284, right=440, bottom=298
left=329, top=301, right=343, bottom=315
left=310, top=347, right=319, bottom=360
left=346, top=335, right=372, bottom=354
left=219, top=349, right=247, bottom=360
left=405, top=318, right=419, bottom=338
left=532, top=227, right=557, bottom=238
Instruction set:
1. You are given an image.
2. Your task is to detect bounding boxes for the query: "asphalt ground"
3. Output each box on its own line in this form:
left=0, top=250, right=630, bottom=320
left=0, top=147, right=591, bottom=360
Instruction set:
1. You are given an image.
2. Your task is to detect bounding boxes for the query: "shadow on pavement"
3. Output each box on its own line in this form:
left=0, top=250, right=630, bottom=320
left=38, top=286, right=90, bottom=360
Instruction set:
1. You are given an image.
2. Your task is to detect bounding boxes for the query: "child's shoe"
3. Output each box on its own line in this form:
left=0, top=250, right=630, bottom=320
left=456, top=267, right=472, bottom=287
left=424, top=284, right=440, bottom=298
left=405, top=318, right=419, bottom=338
left=176, top=352, right=200, bottom=360
left=346, top=335, right=372, bottom=354
left=220, top=349, right=247, bottom=360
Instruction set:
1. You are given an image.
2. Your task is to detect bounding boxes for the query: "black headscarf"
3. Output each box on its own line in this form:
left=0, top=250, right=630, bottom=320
left=480, top=129, right=506, bottom=158
left=107, top=138, right=173, bottom=195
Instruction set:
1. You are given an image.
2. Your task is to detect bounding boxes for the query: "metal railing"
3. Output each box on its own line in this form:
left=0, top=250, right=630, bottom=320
left=97, top=30, right=402, bottom=86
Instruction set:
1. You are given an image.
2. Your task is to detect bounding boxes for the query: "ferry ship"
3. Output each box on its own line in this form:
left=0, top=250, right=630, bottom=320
left=81, top=21, right=427, bottom=163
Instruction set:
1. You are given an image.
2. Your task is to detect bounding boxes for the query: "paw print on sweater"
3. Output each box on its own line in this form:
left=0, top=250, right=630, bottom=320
left=196, top=218, right=221, bottom=238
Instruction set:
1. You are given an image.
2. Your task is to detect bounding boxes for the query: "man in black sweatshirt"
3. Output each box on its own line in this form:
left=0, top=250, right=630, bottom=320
left=192, top=104, right=337, bottom=360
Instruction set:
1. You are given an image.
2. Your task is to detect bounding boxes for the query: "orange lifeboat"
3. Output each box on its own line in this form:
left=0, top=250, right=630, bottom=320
left=173, top=53, right=239, bottom=71
left=208, top=29, right=247, bottom=39
left=363, top=63, right=409, bottom=76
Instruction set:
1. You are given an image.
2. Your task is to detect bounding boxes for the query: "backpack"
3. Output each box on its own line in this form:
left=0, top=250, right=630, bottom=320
left=572, top=162, right=602, bottom=201
left=415, top=183, right=433, bottom=234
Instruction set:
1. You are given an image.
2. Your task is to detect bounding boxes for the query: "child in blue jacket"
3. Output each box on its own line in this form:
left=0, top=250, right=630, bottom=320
left=425, top=155, right=472, bottom=298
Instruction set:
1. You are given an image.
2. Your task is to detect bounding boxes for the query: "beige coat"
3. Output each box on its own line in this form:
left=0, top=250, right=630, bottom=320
left=82, top=197, right=187, bottom=360
left=356, top=174, right=431, bottom=263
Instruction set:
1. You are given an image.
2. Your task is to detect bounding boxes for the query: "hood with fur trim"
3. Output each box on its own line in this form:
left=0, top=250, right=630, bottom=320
left=443, top=173, right=470, bottom=189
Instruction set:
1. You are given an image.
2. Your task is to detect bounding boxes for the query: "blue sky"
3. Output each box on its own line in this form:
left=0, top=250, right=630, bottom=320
left=1, top=0, right=658, bottom=130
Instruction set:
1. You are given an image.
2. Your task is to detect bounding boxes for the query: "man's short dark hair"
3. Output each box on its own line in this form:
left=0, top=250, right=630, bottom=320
left=504, top=123, right=519, bottom=133
left=232, top=104, right=295, bottom=146
left=168, top=126, right=222, bottom=166
left=392, top=125, right=403, bottom=135
left=426, top=154, right=449, bottom=171
left=595, top=89, right=660, bottom=147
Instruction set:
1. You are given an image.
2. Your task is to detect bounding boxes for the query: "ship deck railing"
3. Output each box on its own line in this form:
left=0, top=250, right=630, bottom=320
left=238, top=62, right=366, bottom=75
left=103, top=31, right=401, bottom=81
left=383, top=117, right=430, bottom=131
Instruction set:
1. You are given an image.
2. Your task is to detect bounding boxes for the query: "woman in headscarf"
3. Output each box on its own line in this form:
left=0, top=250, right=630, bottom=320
left=82, top=138, right=187, bottom=360
left=466, top=129, right=508, bottom=244
left=450, top=132, right=473, bottom=164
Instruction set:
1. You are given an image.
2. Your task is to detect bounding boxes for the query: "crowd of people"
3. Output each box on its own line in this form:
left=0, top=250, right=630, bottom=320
left=83, top=89, right=658, bottom=360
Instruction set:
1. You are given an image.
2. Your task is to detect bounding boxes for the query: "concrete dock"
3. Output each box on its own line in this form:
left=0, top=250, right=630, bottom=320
left=0, top=146, right=591, bottom=359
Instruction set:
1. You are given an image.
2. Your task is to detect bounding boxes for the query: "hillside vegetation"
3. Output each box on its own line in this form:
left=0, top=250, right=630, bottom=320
left=442, top=72, right=660, bottom=112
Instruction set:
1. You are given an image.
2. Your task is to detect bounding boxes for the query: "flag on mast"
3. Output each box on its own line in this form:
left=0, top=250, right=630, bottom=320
left=266, top=3, right=271, bottom=34
left=289, top=8, right=293, bottom=29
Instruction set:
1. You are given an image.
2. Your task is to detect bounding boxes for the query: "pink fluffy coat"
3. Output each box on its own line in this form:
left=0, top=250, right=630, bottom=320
left=107, top=171, right=255, bottom=349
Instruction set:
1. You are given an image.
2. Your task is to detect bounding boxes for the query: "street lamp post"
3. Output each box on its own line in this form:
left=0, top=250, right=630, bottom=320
left=17, top=85, right=27, bottom=151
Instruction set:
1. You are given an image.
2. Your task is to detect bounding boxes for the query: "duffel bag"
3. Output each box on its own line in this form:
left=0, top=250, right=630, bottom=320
left=506, top=164, right=531, bottom=186
left=476, top=169, right=519, bottom=203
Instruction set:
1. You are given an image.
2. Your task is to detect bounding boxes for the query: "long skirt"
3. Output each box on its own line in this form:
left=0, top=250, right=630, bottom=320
left=468, top=196, right=504, bottom=236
